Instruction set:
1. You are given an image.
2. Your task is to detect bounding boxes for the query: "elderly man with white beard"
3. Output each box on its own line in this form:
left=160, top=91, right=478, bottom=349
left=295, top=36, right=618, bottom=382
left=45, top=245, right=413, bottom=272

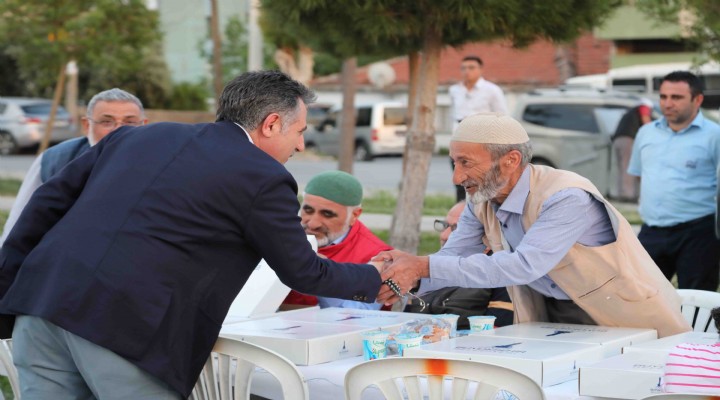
left=374, top=113, right=690, bottom=338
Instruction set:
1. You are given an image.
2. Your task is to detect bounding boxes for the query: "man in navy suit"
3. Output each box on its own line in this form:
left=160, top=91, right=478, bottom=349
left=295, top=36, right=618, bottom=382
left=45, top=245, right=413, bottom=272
left=0, top=71, right=383, bottom=399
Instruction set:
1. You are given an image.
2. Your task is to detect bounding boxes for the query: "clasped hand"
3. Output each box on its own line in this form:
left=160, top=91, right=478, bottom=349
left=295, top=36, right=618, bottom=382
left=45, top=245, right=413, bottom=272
left=369, top=250, right=429, bottom=306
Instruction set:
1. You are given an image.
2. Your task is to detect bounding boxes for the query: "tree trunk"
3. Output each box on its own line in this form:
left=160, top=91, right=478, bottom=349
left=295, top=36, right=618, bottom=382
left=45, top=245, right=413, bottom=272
left=274, top=46, right=314, bottom=85
left=392, top=50, right=421, bottom=234
left=209, top=0, right=224, bottom=105
left=389, top=29, right=441, bottom=253
left=38, top=63, right=66, bottom=155
left=64, top=60, right=80, bottom=136
left=247, top=0, right=263, bottom=71
left=337, top=57, right=357, bottom=173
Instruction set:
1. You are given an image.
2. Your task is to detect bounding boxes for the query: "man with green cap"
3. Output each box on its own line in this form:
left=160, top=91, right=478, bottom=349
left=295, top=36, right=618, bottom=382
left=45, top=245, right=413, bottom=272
left=283, top=171, right=392, bottom=310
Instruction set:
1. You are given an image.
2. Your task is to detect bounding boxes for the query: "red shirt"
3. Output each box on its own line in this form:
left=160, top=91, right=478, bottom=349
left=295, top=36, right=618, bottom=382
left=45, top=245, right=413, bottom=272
left=283, top=221, right=392, bottom=306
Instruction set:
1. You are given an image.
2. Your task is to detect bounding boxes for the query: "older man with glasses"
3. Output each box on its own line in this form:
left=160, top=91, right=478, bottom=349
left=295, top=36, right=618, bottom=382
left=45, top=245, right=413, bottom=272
left=406, top=199, right=513, bottom=329
left=0, top=88, right=147, bottom=246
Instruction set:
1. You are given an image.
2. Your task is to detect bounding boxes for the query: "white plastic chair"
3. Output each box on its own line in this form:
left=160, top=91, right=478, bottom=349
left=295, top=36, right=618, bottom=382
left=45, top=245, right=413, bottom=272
left=642, top=394, right=716, bottom=399
left=0, top=339, right=20, bottom=399
left=344, top=357, right=546, bottom=400
left=190, top=337, right=308, bottom=400
left=676, top=289, right=720, bottom=332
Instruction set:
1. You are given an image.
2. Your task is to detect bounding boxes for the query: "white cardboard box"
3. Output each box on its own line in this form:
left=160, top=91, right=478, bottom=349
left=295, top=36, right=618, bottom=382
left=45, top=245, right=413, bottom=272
left=223, top=235, right=317, bottom=322
left=220, top=309, right=435, bottom=365
left=220, top=318, right=371, bottom=365
left=403, top=335, right=605, bottom=387
left=579, top=352, right=668, bottom=399
left=623, top=331, right=720, bottom=356
left=275, top=307, right=432, bottom=330
left=476, top=322, right=657, bottom=358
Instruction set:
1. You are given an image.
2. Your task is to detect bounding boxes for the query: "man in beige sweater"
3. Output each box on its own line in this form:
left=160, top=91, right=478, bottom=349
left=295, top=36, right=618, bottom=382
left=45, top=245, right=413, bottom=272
left=376, top=113, right=689, bottom=338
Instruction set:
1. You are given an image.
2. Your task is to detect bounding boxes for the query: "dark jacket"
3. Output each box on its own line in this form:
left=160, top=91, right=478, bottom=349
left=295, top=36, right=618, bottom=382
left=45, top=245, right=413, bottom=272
left=40, top=137, right=90, bottom=183
left=0, top=121, right=381, bottom=396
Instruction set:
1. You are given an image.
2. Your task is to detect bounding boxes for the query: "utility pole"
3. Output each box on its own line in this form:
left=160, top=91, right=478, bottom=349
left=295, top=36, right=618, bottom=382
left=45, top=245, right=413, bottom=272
left=248, top=0, right=263, bottom=71
left=209, top=0, right=223, bottom=105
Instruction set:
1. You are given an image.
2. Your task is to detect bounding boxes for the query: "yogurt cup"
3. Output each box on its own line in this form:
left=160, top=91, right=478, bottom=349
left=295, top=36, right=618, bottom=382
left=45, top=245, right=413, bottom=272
left=395, top=332, right=423, bottom=356
left=435, top=314, right=460, bottom=338
left=467, top=315, right=496, bottom=333
left=361, top=330, right=390, bottom=360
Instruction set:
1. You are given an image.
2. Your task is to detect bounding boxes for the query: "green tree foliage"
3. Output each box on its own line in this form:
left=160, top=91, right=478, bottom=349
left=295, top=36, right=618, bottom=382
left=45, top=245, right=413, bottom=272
left=0, top=0, right=170, bottom=108
left=260, top=0, right=620, bottom=252
left=165, top=82, right=210, bottom=111
left=637, top=0, right=720, bottom=62
left=198, top=15, right=277, bottom=84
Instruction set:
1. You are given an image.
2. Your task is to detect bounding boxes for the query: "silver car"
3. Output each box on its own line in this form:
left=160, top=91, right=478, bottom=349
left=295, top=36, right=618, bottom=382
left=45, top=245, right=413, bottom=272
left=514, top=88, right=652, bottom=197
left=0, top=97, right=76, bottom=154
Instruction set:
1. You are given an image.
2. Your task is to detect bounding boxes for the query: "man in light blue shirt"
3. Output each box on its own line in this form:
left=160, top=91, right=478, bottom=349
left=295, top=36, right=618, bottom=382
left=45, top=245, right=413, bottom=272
left=628, top=70, right=720, bottom=291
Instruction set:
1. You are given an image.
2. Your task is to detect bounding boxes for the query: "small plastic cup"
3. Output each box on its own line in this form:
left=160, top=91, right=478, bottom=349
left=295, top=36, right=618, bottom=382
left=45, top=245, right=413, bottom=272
left=467, top=315, right=496, bottom=333
left=361, top=330, right=390, bottom=360
left=435, top=314, right=460, bottom=338
left=395, top=332, right=423, bottom=356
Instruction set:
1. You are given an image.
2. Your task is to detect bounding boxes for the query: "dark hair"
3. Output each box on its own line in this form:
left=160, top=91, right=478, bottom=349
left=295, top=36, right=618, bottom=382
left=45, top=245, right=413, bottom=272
left=216, top=70, right=316, bottom=132
left=662, top=70, right=704, bottom=98
left=712, top=307, right=720, bottom=332
left=462, top=55, right=483, bottom=67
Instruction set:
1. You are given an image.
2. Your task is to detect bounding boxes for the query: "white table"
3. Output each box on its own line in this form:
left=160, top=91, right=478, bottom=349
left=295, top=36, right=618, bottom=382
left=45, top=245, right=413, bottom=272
left=250, top=356, right=605, bottom=400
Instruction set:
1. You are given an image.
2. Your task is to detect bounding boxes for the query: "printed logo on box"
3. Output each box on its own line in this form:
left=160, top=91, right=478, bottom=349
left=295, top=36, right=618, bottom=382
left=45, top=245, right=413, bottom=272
left=456, top=342, right=527, bottom=354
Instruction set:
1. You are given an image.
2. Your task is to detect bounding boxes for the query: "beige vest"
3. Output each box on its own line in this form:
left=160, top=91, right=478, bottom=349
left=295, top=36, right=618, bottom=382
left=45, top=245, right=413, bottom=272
left=474, top=165, right=690, bottom=338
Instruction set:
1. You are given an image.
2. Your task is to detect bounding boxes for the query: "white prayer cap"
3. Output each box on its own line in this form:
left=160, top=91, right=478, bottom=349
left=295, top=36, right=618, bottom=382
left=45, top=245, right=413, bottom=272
left=452, top=113, right=529, bottom=145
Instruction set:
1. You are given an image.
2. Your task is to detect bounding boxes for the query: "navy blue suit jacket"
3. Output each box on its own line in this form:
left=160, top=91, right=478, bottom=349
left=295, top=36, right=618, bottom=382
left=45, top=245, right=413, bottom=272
left=0, top=121, right=382, bottom=396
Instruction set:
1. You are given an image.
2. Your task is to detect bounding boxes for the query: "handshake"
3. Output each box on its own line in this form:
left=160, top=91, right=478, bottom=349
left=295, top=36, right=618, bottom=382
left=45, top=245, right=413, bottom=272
left=368, top=250, right=430, bottom=306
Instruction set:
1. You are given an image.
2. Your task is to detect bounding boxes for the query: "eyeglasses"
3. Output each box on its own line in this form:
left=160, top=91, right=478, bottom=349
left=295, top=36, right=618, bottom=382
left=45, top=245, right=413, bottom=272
left=87, top=118, right=144, bottom=130
left=434, top=219, right=458, bottom=233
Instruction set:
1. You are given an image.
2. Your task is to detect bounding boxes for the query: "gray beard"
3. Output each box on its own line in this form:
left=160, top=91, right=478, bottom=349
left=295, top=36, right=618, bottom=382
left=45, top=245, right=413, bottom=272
left=467, top=162, right=506, bottom=205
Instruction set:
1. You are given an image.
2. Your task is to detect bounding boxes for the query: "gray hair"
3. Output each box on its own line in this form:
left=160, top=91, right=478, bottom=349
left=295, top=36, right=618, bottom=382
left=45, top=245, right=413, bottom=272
left=485, top=141, right=533, bottom=167
left=216, top=70, right=316, bottom=132
left=86, top=88, right=145, bottom=117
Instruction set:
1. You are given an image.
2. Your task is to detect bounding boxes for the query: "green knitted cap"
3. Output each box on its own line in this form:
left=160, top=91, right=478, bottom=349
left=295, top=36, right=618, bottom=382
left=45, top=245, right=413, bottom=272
left=305, top=171, right=363, bottom=206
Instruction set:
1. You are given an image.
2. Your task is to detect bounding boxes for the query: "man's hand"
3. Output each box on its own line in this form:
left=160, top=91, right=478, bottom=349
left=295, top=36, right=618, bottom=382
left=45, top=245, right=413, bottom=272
left=371, top=250, right=430, bottom=305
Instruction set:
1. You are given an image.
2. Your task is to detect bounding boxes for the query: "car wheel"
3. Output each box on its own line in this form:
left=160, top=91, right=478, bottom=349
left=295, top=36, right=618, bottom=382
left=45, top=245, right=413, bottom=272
left=0, top=131, right=18, bottom=155
left=354, top=142, right=372, bottom=161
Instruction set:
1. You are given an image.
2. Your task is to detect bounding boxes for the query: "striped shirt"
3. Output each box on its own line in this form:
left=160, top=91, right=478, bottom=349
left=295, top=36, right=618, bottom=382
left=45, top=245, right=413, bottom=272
left=664, top=342, right=720, bottom=394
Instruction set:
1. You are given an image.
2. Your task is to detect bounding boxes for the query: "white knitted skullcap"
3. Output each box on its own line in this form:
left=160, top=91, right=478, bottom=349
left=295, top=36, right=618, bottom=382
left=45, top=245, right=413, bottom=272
left=452, top=113, right=529, bottom=144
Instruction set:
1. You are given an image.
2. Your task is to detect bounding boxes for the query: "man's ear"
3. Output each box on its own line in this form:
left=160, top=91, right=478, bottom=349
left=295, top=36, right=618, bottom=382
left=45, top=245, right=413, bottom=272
left=260, top=113, right=281, bottom=138
left=349, top=206, right=363, bottom=225
left=81, top=117, right=90, bottom=135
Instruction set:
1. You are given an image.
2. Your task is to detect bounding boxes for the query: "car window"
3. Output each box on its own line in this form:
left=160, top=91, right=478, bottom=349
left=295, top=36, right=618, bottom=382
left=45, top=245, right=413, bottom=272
left=595, top=107, right=631, bottom=135
left=356, top=107, right=371, bottom=127
left=21, top=103, right=69, bottom=116
left=384, top=107, right=406, bottom=126
left=611, top=78, right=647, bottom=93
left=522, top=103, right=601, bottom=133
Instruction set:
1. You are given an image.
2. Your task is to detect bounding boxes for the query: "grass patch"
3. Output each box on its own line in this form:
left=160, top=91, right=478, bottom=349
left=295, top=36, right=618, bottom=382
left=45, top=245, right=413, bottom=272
left=0, top=179, right=21, bottom=197
left=362, top=191, right=456, bottom=216
left=0, top=375, right=12, bottom=399
left=371, top=229, right=441, bottom=256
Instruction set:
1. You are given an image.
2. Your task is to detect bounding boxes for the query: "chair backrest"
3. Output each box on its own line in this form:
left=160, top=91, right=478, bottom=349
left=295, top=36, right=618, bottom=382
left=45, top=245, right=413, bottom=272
left=677, top=289, right=720, bottom=332
left=0, top=339, right=20, bottom=399
left=189, top=337, right=308, bottom=400
left=344, top=357, right=546, bottom=400
left=642, top=394, right=717, bottom=399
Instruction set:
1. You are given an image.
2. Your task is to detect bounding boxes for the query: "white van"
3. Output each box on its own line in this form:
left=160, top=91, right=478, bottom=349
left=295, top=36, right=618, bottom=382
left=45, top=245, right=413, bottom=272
left=305, top=102, right=407, bottom=161
left=565, top=61, right=720, bottom=109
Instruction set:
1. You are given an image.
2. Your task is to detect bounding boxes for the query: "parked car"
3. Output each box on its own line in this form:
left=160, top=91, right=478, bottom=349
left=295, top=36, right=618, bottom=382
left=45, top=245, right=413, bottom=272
left=305, top=102, right=407, bottom=161
left=0, top=97, right=76, bottom=155
left=306, top=103, right=332, bottom=130
left=514, top=88, right=654, bottom=197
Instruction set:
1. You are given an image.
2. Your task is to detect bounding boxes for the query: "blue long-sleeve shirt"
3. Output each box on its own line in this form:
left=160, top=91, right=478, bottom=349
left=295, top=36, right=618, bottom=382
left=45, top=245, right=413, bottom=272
left=424, top=167, right=615, bottom=300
